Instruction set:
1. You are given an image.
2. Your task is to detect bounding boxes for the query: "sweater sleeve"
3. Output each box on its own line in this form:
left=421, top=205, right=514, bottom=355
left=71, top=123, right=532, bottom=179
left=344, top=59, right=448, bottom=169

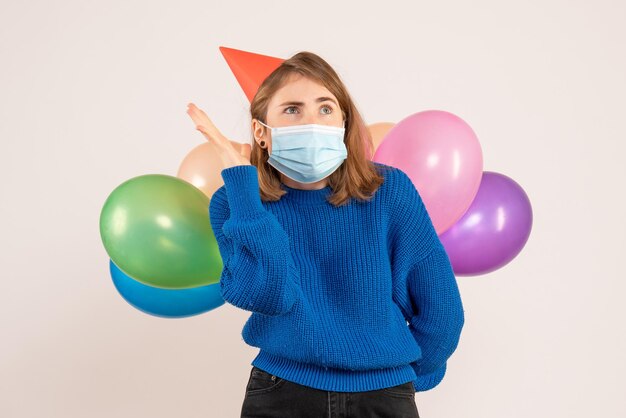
left=208, top=165, right=299, bottom=316
left=388, top=168, right=465, bottom=392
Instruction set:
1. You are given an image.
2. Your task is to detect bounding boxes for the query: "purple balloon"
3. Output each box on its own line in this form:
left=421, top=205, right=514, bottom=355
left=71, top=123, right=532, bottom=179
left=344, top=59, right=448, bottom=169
left=439, top=171, right=533, bottom=276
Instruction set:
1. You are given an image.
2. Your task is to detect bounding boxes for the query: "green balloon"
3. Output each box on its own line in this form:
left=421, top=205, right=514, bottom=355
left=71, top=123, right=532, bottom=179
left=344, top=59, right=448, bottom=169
left=99, top=174, right=223, bottom=289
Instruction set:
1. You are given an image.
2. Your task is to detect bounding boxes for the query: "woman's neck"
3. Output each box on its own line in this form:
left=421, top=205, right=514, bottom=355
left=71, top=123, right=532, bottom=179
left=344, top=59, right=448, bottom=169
left=280, top=174, right=329, bottom=190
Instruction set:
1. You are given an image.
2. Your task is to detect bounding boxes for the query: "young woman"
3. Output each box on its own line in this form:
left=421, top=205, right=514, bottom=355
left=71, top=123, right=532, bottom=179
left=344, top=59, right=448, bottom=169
left=188, top=51, right=464, bottom=418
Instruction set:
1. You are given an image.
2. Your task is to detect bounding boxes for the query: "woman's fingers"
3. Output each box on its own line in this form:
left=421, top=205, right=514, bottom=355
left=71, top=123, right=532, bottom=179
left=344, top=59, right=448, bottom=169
left=196, top=125, right=227, bottom=147
left=187, top=102, right=252, bottom=168
left=187, top=104, right=218, bottom=134
left=187, top=103, right=229, bottom=147
left=187, top=104, right=216, bottom=136
left=197, top=125, right=249, bottom=165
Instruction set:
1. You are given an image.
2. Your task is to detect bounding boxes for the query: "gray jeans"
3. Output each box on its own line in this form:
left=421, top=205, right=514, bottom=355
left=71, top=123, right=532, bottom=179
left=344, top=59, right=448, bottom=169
left=241, top=366, right=420, bottom=418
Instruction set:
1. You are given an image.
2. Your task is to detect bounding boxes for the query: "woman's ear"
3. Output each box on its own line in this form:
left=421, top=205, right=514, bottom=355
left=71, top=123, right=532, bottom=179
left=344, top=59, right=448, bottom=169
left=251, top=119, right=270, bottom=151
left=251, top=119, right=265, bottom=139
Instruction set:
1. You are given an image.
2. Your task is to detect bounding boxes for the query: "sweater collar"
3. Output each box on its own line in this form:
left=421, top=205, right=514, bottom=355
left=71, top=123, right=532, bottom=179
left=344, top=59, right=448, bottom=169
left=280, top=183, right=333, bottom=205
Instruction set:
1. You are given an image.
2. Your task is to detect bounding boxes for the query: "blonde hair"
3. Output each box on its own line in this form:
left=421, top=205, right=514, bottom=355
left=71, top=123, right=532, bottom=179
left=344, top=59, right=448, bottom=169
left=249, top=51, right=385, bottom=207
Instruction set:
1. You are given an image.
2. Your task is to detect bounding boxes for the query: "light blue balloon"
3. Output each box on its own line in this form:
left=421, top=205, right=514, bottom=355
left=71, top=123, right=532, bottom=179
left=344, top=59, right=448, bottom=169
left=109, top=260, right=224, bottom=318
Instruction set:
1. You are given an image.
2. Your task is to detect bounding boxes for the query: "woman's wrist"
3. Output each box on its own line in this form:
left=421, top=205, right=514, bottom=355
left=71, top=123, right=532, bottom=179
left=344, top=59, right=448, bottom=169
left=221, top=165, right=265, bottom=218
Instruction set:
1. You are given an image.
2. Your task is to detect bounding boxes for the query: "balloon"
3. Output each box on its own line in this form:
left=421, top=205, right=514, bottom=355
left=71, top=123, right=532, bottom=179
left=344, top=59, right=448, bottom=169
left=372, top=110, right=483, bottom=234
left=109, top=260, right=224, bottom=318
left=439, top=171, right=533, bottom=276
left=367, top=122, right=395, bottom=153
left=177, top=142, right=225, bottom=199
left=99, top=174, right=223, bottom=289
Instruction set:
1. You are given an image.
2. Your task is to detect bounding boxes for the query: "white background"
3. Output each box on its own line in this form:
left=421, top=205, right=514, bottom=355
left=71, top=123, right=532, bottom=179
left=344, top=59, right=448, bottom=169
left=1, top=0, right=624, bottom=417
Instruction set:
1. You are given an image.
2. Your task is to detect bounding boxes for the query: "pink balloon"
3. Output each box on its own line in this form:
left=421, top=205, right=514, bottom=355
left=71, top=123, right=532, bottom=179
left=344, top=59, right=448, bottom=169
left=439, top=171, right=533, bottom=276
left=373, top=110, right=483, bottom=234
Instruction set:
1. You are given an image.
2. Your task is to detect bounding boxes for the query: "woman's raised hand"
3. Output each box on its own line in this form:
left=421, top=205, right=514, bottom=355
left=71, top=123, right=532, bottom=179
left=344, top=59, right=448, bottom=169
left=186, top=102, right=252, bottom=168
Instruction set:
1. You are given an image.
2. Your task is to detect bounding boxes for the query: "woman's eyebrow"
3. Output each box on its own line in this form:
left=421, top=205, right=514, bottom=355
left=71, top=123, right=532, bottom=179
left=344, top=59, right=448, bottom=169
left=278, top=97, right=338, bottom=107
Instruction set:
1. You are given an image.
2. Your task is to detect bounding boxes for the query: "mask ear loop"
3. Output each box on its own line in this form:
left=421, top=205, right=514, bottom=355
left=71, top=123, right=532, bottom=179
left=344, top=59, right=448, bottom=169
left=258, top=120, right=271, bottom=131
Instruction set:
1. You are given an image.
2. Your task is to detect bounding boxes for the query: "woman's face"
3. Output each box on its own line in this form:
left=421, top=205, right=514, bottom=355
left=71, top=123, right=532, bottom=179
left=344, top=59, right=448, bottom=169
left=253, top=73, right=344, bottom=155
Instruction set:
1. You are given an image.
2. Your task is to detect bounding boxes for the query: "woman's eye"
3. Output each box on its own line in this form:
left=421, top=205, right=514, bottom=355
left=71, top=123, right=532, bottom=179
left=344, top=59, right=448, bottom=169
left=284, top=105, right=333, bottom=115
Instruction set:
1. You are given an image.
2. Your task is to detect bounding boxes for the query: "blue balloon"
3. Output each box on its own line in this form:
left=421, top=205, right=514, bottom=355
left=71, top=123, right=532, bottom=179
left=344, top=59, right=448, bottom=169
left=109, top=259, right=224, bottom=318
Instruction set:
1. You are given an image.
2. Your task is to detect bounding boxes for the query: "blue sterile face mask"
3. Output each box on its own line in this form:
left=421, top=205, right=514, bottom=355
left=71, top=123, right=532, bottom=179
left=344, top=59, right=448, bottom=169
left=258, top=120, right=348, bottom=184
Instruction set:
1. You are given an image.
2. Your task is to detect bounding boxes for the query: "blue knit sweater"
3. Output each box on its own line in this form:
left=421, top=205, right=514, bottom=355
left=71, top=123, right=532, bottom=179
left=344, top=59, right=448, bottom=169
left=208, top=162, right=464, bottom=393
